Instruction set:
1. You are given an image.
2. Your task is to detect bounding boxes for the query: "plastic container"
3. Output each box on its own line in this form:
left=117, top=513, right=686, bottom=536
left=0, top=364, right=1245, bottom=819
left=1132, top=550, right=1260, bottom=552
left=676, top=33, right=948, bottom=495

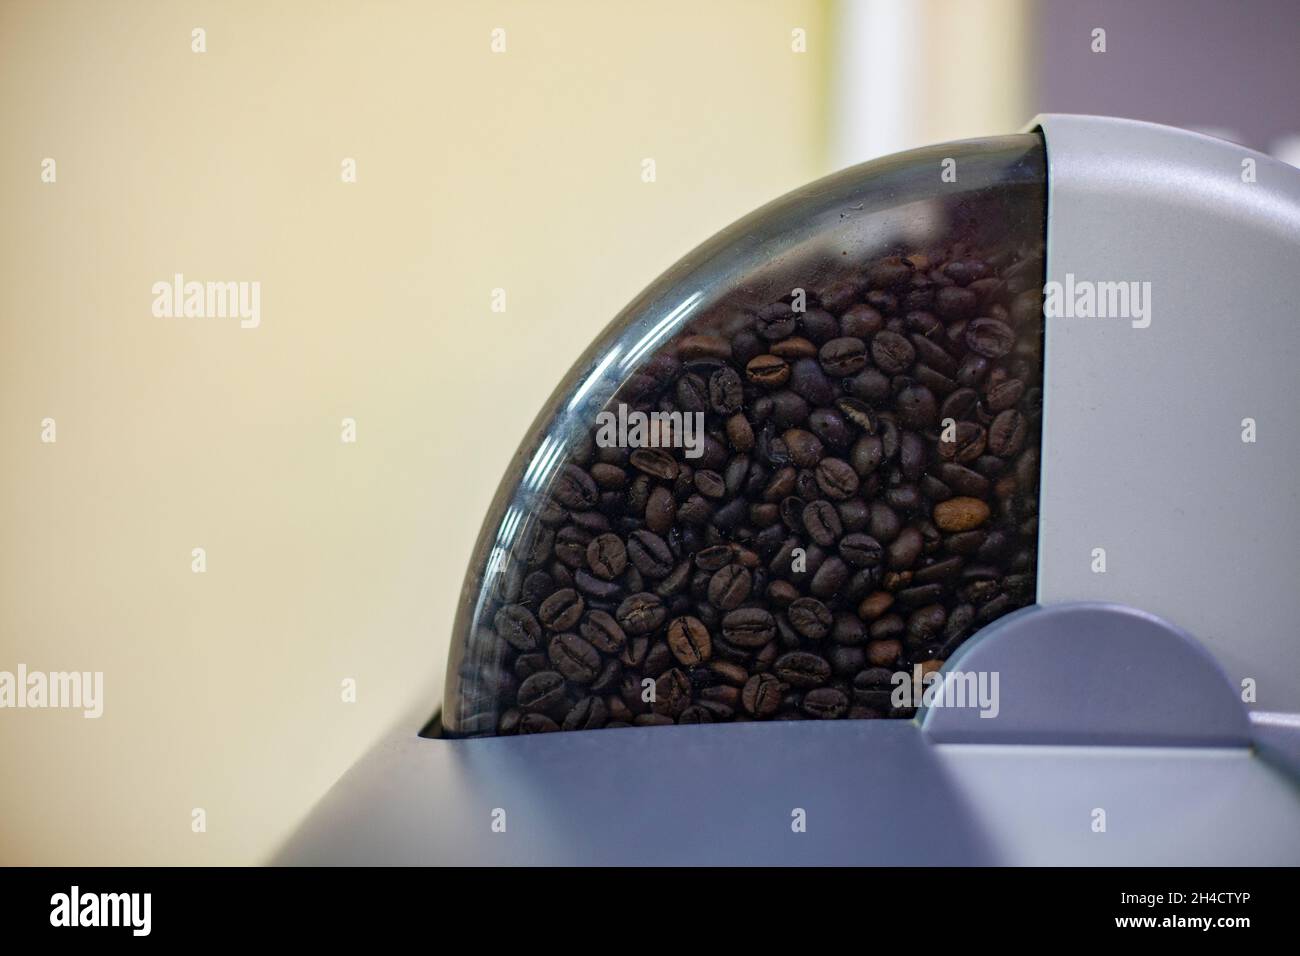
left=442, top=133, right=1047, bottom=737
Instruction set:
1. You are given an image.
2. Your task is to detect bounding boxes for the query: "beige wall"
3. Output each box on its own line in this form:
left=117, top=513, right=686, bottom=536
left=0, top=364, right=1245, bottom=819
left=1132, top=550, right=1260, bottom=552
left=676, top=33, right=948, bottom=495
left=0, top=1, right=829, bottom=864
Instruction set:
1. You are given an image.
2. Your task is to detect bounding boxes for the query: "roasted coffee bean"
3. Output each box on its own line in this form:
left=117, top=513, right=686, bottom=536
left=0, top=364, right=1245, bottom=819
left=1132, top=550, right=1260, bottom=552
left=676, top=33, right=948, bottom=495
left=914, top=364, right=958, bottom=395
left=616, top=592, right=667, bottom=634
left=831, top=612, right=867, bottom=645
left=667, top=616, right=712, bottom=666
left=562, top=696, right=608, bottom=731
left=769, top=390, right=810, bottom=429
left=786, top=596, right=833, bottom=639
left=771, top=336, right=817, bottom=360
left=643, top=485, right=675, bottom=534
left=644, top=641, right=674, bottom=676
left=899, top=432, right=927, bottom=480
left=675, top=372, right=708, bottom=413
left=516, top=522, right=555, bottom=567
left=955, top=352, right=990, bottom=387
left=742, top=673, right=783, bottom=716
left=627, top=529, right=674, bottom=577
left=790, top=358, right=837, bottom=405
left=802, top=308, right=839, bottom=343
left=827, top=644, right=867, bottom=676
left=836, top=398, right=877, bottom=436
left=586, top=533, right=627, bottom=580
left=552, top=463, right=598, bottom=510
left=802, top=499, right=843, bottom=546
left=807, top=408, right=851, bottom=449
left=868, top=257, right=914, bottom=289
left=851, top=667, right=896, bottom=710
left=938, top=421, right=986, bottom=464
left=939, top=462, right=990, bottom=497
left=867, top=638, right=902, bottom=667
left=933, top=496, right=991, bottom=532
left=709, top=367, right=744, bottom=414
left=944, top=531, right=984, bottom=556
left=914, top=556, right=963, bottom=585
left=630, top=448, right=679, bottom=481
left=462, top=241, right=1043, bottom=736
left=940, top=387, right=980, bottom=422
left=887, top=527, right=924, bottom=570
left=858, top=590, right=894, bottom=620
left=709, top=660, right=750, bottom=685
left=850, top=436, right=884, bottom=478
left=839, top=532, right=884, bottom=568
left=695, top=469, right=727, bottom=499
left=965, top=318, right=1016, bottom=358
left=678, top=705, right=714, bottom=725
left=870, top=331, right=915, bottom=374
left=519, top=713, right=560, bottom=734
left=635, top=713, right=675, bottom=726
left=986, top=377, right=1025, bottom=412
left=935, top=284, right=979, bottom=320
left=783, top=428, right=824, bottom=468
left=895, top=384, right=939, bottom=429
left=944, top=258, right=991, bottom=286
left=679, top=333, right=732, bottom=361
left=517, top=670, right=567, bottom=714
left=867, top=501, right=902, bottom=543
left=911, top=333, right=958, bottom=375
left=521, top=570, right=555, bottom=606
left=841, top=302, right=883, bottom=337
left=722, top=607, right=777, bottom=648
left=802, top=687, right=849, bottom=719
left=573, top=569, right=622, bottom=601
left=580, top=609, right=626, bottom=653
left=694, top=543, right=736, bottom=571
left=707, top=565, right=753, bottom=610
left=539, top=588, right=584, bottom=631
left=549, top=633, right=602, bottom=683
left=620, top=636, right=650, bottom=669
left=756, top=302, right=798, bottom=340
left=494, top=605, right=542, bottom=651
left=514, top=653, right=548, bottom=682
left=807, top=556, right=847, bottom=599
left=590, top=462, right=627, bottom=490
left=774, top=651, right=831, bottom=688
left=819, top=337, right=868, bottom=376
left=654, top=668, right=693, bottom=717
left=815, top=458, right=859, bottom=500
left=746, top=353, right=791, bottom=387
left=906, top=604, right=947, bottom=643
left=497, top=709, right=523, bottom=734
left=988, top=409, right=1027, bottom=457
left=870, top=614, right=905, bottom=641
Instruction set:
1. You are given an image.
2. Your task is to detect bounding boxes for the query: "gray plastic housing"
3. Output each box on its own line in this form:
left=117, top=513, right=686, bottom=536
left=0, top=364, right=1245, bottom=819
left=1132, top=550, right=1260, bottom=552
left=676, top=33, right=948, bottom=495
left=1033, top=114, right=1300, bottom=713
left=277, top=602, right=1300, bottom=865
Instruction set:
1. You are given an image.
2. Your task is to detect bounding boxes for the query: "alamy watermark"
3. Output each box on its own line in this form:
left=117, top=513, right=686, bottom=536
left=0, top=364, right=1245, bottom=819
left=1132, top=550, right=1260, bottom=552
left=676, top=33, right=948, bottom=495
left=50, top=886, right=150, bottom=936
left=891, top=665, right=999, bottom=718
left=1044, top=273, right=1151, bottom=329
left=151, top=273, right=261, bottom=329
left=595, top=403, right=704, bottom=459
left=0, top=665, right=103, bottom=718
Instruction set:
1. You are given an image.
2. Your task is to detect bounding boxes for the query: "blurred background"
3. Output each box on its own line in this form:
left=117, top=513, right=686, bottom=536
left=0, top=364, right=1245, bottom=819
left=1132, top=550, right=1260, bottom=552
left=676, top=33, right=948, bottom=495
left=1, top=0, right=1297, bottom=865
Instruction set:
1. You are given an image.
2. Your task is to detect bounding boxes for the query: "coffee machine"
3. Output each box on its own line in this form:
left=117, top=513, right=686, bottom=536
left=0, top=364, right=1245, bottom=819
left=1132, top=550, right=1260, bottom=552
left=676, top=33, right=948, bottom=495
left=277, top=116, right=1300, bottom=866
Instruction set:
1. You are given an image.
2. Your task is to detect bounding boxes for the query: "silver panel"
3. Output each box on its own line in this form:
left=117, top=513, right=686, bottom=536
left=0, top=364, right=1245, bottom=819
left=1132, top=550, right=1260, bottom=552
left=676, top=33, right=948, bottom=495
left=1034, top=114, right=1300, bottom=711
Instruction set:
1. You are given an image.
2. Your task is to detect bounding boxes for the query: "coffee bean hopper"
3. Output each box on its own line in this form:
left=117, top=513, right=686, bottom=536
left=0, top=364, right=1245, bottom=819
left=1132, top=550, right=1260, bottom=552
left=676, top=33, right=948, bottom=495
left=278, top=116, right=1300, bottom=865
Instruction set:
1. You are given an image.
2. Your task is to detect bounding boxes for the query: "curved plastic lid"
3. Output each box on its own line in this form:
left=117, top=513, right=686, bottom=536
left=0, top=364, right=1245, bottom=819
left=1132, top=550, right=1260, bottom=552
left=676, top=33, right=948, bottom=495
left=443, top=134, right=1047, bottom=736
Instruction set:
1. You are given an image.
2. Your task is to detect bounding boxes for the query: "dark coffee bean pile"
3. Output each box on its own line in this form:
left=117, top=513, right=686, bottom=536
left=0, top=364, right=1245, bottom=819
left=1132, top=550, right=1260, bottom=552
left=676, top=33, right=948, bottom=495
left=462, top=245, right=1043, bottom=735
